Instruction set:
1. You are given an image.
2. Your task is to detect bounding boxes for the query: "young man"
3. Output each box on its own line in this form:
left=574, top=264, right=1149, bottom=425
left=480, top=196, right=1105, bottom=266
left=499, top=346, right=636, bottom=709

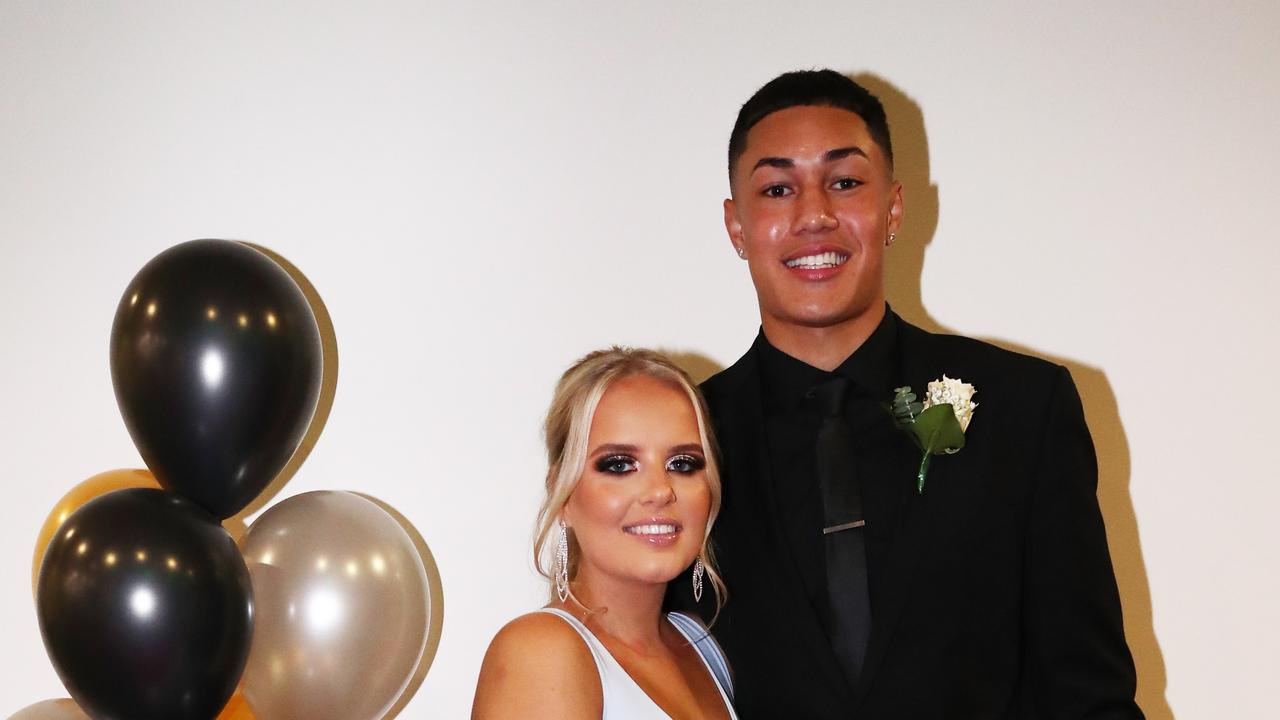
left=677, top=70, right=1142, bottom=718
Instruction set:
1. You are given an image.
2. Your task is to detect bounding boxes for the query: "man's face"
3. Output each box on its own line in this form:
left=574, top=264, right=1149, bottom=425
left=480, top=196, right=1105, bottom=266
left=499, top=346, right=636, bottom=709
left=725, top=105, right=903, bottom=333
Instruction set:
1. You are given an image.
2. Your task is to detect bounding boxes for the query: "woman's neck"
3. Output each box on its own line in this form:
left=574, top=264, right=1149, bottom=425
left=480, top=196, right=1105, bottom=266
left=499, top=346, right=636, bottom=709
left=557, top=573, right=670, bottom=653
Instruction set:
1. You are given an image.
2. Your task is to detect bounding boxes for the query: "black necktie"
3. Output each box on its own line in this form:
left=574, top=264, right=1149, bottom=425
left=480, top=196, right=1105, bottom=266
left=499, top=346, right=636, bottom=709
left=811, top=376, right=872, bottom=690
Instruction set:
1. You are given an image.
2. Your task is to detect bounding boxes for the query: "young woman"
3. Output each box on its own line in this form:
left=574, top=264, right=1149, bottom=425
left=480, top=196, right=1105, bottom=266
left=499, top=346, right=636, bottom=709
left=473, top=348, right=736, bottom=719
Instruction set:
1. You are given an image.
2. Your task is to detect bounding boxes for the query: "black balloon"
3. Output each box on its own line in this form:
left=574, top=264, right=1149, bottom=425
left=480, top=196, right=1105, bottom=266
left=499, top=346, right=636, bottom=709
left=37, top=488, right=253, bottom=720
left=110, top=239, right=322, bottom=518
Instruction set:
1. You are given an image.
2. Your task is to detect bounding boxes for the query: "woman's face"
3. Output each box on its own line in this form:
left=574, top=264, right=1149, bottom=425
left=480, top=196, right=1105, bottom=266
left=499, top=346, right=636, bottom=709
left=563, top=373, right=711, bottom=595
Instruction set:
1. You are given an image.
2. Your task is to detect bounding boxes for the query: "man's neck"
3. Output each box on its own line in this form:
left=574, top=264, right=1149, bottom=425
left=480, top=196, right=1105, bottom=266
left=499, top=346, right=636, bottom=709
left=761, top=303, right=886, bottom=372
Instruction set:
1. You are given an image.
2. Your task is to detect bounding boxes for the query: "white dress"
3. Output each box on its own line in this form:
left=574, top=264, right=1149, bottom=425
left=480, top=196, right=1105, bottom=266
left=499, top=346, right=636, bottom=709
left=537, top=608, right=739, bottom=719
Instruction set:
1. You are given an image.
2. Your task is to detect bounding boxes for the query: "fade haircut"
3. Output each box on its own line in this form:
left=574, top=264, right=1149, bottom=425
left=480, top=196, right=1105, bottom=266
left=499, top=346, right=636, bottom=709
left=727, top=69, right=894, bottom=183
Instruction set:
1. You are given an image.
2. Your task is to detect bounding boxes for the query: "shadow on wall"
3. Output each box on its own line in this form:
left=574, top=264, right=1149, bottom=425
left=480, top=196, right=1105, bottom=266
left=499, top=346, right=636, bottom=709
left=357, top=494, right=447, bottom=720
left=229, top=243, right=342, bottom=524
left=857, top=72, right=1172, bottom=719
left=672, top=73, right=1172, bottom=719
left=221, top=244, right=445, bottom=717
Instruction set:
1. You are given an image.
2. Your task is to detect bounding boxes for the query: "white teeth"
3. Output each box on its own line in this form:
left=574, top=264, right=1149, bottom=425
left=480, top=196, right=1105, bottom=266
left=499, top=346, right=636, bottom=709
left=785, top=251, right=848, bottom=269
left=626, top=524, right=677, bottom=535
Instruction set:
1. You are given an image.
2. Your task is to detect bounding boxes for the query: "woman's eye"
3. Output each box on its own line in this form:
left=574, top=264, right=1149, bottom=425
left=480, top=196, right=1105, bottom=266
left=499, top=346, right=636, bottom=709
left=832, top=177, right=861, bottom=190
left=763, top=184, right=792, bottom=198
left=666, top=454, right=705, bottom=474
left=595, top=455, right=637, bottom=474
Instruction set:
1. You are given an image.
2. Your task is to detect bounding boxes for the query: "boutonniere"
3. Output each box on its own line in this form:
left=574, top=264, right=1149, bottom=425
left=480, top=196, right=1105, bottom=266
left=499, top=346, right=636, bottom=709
left=886, top=376, right=978, bottom=493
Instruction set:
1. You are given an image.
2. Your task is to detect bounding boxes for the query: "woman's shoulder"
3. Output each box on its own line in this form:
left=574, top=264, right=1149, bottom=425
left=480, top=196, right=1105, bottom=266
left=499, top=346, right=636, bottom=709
left=472, top=610, right=602, bottom=718
left=492, top=610, right=597, bottom=659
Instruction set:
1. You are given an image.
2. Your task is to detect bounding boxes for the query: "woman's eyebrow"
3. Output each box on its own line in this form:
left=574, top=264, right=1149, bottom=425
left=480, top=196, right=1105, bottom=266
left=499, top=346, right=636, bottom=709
left=591, top=443, right=639, bottom=455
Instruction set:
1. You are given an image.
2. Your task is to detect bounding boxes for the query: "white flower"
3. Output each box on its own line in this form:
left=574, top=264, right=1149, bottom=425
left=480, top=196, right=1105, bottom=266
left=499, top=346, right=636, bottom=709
left=923, top=375, right=978, bottom=432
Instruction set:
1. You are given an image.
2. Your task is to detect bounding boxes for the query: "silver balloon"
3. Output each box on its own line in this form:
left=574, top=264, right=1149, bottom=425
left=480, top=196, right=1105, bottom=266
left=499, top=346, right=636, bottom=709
left=7, top=699, right=90, bottom=720
left=239, top=491, right=429, bottom=720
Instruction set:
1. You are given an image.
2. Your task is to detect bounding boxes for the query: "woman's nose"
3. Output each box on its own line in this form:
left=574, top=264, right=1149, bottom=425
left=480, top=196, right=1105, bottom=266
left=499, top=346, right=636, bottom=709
left=639, top=469, right=676, bottom=505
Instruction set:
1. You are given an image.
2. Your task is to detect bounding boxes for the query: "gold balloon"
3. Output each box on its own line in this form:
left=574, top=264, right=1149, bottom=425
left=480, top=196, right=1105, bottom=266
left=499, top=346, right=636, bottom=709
left=215, top=691, right=255, bottom=720
left=31, top=469, right=160, bottom=596
left=7, top=698, right=90, bottom=719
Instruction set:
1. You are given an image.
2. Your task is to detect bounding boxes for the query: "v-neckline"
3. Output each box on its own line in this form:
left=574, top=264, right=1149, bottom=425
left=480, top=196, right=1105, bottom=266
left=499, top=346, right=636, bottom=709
left=541, top=608, right=736, bottom=719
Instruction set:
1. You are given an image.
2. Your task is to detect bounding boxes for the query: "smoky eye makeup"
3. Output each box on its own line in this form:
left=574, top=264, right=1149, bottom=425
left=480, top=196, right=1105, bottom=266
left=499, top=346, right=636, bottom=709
left=594, top=454, right=637, bottom=474
left=666, top=454, right=706, bottom=473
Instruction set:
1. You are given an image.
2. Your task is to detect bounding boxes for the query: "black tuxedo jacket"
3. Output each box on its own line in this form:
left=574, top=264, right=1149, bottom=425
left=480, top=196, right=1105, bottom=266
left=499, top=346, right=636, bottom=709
left=675, top=314, right=1141, bottom=719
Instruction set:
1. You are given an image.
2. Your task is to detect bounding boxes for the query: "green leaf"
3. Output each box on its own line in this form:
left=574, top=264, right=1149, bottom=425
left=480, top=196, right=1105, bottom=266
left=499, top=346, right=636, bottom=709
left=887, top=386, right=924, bottom=428
left=909, top=404, right=966, bottom=456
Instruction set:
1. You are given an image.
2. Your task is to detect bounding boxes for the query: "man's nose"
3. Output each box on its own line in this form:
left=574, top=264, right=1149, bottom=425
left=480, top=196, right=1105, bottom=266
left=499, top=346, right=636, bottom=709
left=795, top=187, right=838, bottom=233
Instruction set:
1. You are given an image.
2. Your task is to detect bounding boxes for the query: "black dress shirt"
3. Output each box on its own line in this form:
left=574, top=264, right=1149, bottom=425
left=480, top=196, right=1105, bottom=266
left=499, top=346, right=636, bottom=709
left=755, top=309, right=906, bottom=640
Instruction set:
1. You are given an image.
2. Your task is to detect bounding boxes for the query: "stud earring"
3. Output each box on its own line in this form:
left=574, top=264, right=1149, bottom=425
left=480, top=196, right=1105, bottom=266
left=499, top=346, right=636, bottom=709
left=886, top=232, right=897, bottom=247
left=736, top=246, right=746, bottom=259
left=555, top=520, right=570, bottom=602
left=692, top=555, right=705, bottom=603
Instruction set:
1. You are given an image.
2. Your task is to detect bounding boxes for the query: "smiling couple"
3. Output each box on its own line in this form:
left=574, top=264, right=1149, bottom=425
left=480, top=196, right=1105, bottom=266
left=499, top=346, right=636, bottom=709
left=471, top=70, right=1144, bottom=720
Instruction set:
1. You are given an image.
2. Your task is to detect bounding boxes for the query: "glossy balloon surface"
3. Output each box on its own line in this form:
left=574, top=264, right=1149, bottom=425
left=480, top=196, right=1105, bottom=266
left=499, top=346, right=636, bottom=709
left=37, top=488, right=253, bottom=720
left=31, top=469, right=160, bottom=597
left=110, top=239, right=322, bottom=518
left=240, top=492, right=429, bottom=720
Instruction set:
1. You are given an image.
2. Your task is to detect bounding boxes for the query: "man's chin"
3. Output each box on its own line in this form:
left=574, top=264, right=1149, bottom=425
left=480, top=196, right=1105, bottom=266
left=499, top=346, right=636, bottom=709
left=765, top=303, right=883, bottom=332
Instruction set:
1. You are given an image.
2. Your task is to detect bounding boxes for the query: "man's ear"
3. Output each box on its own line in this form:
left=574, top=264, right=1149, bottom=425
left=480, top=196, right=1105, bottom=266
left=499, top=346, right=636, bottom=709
left=887, top=180, right=905, bottom=237
left=724, top=198, right=745, bottom=256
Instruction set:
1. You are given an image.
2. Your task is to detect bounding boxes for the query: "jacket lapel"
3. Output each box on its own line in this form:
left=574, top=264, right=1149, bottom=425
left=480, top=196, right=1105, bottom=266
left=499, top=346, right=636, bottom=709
left=854, top=319, right=953, bottom=703
left=713, top=346, right=853, bottom=700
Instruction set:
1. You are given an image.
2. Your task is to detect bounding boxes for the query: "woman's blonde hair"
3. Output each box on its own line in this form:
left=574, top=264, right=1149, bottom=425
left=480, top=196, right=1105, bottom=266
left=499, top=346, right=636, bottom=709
left=533, top=347, right=726, bottom=613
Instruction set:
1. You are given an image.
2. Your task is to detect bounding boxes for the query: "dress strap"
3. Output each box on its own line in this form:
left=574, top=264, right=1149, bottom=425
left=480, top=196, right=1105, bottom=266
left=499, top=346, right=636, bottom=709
left=667, top=612, right=734, bottom=703
left=535, top=607, right=612, bottom=706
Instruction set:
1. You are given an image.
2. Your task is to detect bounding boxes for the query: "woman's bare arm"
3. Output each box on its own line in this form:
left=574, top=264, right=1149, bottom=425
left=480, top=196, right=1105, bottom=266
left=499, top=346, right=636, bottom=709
left=472, top=612, right=602, bottom=719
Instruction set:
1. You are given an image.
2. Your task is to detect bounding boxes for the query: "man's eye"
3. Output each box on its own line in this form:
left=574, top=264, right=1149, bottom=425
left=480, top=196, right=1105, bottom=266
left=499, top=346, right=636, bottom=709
left=763, top=184, right=792, bottom=198
left=595, top=455, right=636, bottom=474
left=832, top=177, right=861, bottom=190
left=666, top=455, right=706, bottom=474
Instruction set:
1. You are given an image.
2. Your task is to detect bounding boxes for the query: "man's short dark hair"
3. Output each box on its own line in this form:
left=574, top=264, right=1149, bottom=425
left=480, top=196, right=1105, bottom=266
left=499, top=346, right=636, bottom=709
left=727, top=69, right=893, bottom=181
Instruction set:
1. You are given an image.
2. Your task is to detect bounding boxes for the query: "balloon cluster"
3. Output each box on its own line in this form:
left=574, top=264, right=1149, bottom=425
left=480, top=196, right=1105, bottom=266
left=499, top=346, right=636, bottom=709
left=22, top=241, right=436, bottom=720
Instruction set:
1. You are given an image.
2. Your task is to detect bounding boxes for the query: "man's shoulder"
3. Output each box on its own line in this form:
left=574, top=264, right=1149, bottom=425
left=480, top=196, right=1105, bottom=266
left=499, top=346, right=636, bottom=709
left=699, top=346, right=756, bottom=404
left=899, top=321, right=1065, bottom=389
left=698, top=321, right=1067, bottom=397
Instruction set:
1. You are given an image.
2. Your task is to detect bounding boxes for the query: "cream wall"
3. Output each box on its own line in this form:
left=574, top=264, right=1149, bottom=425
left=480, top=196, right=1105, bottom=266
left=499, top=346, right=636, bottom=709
left=2, top=2, right=1276, bottom=717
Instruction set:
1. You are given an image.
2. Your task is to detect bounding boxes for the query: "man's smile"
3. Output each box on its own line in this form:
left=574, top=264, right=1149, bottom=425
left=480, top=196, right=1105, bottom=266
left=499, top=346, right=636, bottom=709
left=784, top=250, right=849, bottom=270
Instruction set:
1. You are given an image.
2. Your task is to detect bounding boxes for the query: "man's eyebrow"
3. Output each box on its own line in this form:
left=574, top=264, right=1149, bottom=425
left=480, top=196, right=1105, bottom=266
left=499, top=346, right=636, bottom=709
left=750, top=146, right=868, bottom=173
left=824, top=146, right=868, bottom=162
left=751, top=156, right=794, bottom=172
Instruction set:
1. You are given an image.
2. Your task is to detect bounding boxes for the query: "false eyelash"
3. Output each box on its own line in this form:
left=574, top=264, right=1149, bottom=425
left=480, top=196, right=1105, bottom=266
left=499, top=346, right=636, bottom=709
left=594, top=455, right=635, bottom=473
left=668, top=454, right=706, bottom=471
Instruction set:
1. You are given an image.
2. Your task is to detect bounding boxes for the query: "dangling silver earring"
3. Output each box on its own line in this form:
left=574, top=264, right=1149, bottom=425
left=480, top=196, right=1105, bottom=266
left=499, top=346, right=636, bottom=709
left=555, top=520, right=570, bottom=602
left=886, top=232, right=896, bottom=247
left=692, top=555, right=705, bottom=603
